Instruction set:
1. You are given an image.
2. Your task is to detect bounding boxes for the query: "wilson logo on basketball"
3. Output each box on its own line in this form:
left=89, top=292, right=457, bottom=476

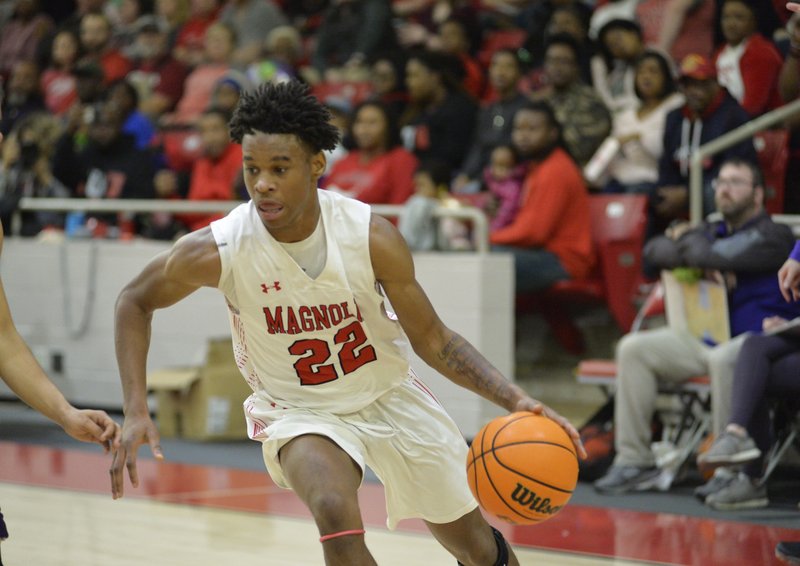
left=466, top=412, right=579, bottom=525
left=510, top=483, right=563, bottom=515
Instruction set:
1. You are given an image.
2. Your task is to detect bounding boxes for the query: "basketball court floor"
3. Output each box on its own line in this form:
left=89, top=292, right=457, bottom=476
left=1, top=424, right=798, bottom=566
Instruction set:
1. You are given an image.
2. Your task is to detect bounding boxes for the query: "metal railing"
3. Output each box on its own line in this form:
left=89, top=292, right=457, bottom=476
left=17, top=197, right=492, bottom=253
left=689, top=98, right=800, bottom=225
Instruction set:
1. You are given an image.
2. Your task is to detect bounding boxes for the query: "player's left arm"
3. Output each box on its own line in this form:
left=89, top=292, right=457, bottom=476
left=0, top=224, right=120, bottom=450
left=369, top=215, right=585, bottom=457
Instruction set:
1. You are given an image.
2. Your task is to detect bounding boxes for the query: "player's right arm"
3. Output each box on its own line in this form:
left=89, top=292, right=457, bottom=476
left=111, top=227, right=221, bottom=499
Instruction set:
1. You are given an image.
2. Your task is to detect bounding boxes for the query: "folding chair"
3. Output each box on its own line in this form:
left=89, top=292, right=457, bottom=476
left=575, top=282, right=713, bottom=489
left=758, top=399, right=800, bottom=487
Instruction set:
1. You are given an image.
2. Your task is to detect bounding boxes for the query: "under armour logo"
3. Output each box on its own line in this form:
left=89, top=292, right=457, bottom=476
left=261, top=281, right=282, bottom=294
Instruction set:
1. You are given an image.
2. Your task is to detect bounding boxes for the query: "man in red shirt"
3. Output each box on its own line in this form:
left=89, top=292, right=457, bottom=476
left=167, top=108, right=244, bottom=232
left=490, top=100, right=595, bottom=292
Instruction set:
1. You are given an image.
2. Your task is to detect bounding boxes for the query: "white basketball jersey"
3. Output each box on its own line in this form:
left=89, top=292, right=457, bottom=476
left=210, top=190, right=411, bottom=414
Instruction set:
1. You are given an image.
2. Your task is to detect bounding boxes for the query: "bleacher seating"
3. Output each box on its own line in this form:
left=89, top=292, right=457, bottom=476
left=518, top=194, right=649, bottom=354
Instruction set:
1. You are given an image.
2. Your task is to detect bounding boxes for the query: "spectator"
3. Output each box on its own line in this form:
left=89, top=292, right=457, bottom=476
left=107, top=0, right=153, bottom=53
left=126, top=16, right=190, bottom=120
left=245, top=25, right=303, bottom=86
left=392, top=0, right=477, bottom=51
left=310, top=0, right=397, bottom=83
left=591, top=19, right=647, bottom=116
left=653, top=53, right=757, bottom=228
left=169, top=21, right=234, bottom=125
left=321, top=95, right=353, bottom=176
left=53, top=102, right=156, bottom=235
left=0, top=114, right=69, bottom=236
left=367, top=54, right=409, bottom=121
left=521, top=4, right=595, bottom=92
left=155, top=0, right=190, bottom=49
left=696, top=322, right=799, bottom=510
left=210, top=70, right=251, bottom=115
left=40, top=29, right=81, bottom=116
left=481, top=143, right=527, bottom=231
left=713, top=0, right=784, bottom=117
left=593, top=158, right=797, bottom=496
left=490, top=100, right=595, bottom=293
left=0, top=0, right=53, bottom=79
left=585, top=49, right=684, bottom=195
left=78, top=12, right=132, bottom=85
left=533, top=33, right=612, bottom=167
left=398, top=158, right=471, bottom=251
left=107, top=79, right=156, bottom=151
left=63, top=60, right=106, bottom=141
left=453, top=48, right=529, bottom=193
left=517, top=0, right=593, bottom=81
left=165, top=107, right=245, bottom=232
left=173, top=0, right=222, bottom=68
left=434, top=17, right=485, bottom=100
left=400, top=49, right=478, bottom=176
left=219, top=0, right=288, bottom=67
left=589, top=0, right=639, bottom=40
left=0, top=61, right=46, bottom=137
left=323, top=100, right=418, bottom=205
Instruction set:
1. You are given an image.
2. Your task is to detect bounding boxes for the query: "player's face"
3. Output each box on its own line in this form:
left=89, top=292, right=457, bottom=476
left=241, top=131, right=326, bottom=243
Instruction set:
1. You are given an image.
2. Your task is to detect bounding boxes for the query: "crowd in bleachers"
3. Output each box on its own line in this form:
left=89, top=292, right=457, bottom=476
left=1, top=0, right=799, bottom=524
left=1, top=0, right=798, bottom=244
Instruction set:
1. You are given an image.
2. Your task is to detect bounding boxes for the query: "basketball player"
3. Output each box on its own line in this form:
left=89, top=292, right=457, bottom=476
left=110, top=81, right=585, bottom=566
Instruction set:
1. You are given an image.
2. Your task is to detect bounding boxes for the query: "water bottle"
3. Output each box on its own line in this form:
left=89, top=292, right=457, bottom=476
left=65, top=211, right=86, bottom=238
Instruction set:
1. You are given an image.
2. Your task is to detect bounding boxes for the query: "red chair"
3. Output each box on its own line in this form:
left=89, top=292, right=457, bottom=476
left=754, top=129, right=789, bottom=214
left=517, top=194, right=649, bottom=354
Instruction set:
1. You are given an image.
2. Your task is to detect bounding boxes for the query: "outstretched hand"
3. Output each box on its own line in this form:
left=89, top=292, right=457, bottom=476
left=61, top=407, right=121, bottom=452
left=513, top=398, right=587, bottom=460
left=110, top=413, right=164, bottom=500
left=789, top=2, right=800, bottom=12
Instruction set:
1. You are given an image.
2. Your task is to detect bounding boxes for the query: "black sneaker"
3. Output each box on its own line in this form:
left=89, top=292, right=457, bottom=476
left=693, top=467, right=736, bottom=502
left=594, top=465, right=661, bottom=495
left=776, top=541, right=800, bottom=565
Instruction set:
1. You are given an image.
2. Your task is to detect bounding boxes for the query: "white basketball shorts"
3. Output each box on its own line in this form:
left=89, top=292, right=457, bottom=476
left=243, top=374, right=478, bottom=530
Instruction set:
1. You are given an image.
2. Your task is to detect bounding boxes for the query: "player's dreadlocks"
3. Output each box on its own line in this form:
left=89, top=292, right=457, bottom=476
left=229, top=80, right=340, bottom=153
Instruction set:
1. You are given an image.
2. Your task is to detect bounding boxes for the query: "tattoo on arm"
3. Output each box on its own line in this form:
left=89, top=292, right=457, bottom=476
left=438, top=335, right=502, bottom=399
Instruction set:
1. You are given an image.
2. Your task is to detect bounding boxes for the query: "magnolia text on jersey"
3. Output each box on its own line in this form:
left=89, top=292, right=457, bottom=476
left=262, top=301, right=364, bottom=335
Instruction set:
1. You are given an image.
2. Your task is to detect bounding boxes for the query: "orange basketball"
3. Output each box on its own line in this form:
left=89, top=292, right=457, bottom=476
left=466, top=412, right=579, bottom=525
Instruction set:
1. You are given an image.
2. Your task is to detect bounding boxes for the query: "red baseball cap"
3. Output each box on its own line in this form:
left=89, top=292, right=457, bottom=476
left=679, top=54, right=716, bottom=82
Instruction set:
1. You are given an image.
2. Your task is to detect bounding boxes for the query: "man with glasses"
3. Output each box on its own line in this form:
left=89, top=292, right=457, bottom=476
left=594, top=157, right=799, bottom=498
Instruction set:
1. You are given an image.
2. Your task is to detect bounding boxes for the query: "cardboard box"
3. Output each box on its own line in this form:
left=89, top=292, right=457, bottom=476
left=148, top=338, right=253, bottom=440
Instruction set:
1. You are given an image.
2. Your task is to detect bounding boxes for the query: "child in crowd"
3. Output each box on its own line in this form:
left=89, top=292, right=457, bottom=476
left=399, top=160, right=471, bottom=251
left=482, top=143, right=526, bottom=231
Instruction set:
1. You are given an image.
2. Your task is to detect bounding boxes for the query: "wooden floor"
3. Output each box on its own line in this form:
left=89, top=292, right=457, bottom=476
left=0, top=440, right=798, bottom=565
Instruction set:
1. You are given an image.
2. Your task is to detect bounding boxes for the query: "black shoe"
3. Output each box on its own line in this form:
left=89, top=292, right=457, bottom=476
left=777, top=541, right=800, bottom=565
left=594, top=465, right=661, bottom=495
left=693, top=467, right=736, bottom=502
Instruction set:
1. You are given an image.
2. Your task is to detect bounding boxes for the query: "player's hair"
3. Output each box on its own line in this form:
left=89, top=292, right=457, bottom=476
left=228, top=81, right=340, bottom=153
